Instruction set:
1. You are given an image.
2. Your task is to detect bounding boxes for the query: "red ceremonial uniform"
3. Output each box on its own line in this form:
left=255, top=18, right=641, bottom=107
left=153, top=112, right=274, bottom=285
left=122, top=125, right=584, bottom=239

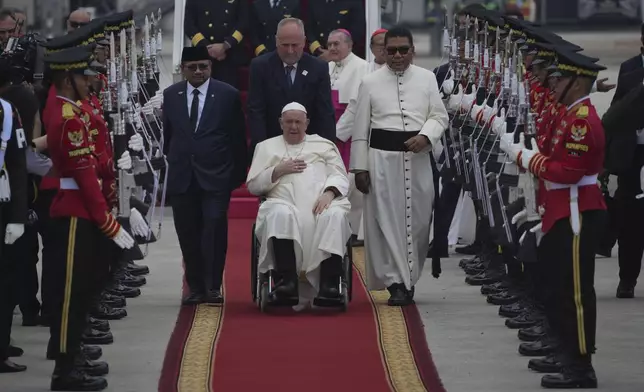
left=520, top=97, right=606, bottom=233
left=46, top=96, right=121, bottom=238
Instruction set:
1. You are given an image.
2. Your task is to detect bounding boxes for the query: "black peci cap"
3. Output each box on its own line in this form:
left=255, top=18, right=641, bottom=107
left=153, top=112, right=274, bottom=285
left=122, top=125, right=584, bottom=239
left=44, top=46, right=98, bottom=76
left=549, top=49, right=606, bottom=79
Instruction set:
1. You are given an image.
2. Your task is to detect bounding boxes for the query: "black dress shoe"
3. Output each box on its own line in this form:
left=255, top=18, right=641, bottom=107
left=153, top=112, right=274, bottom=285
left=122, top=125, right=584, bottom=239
left=126, top=262, right=149, bottom=276
left=89, top=318, right=110, bottom=333
left=0, top=359, right=27, bottom=373
left=106, top=284, right=141, bottom=298
left=76, top=356, right=109, bottom=377
left=271, top=279, right=298, bottom=300
left=91, top=304, right=127, bottom=320
left=528, top=354, right=562, bottom=373
left=519, top=340, right=557, bottom=357
left=616, top=281, right=635, bottom=298
left=498, top=301, right=531, bottom=318
left=182, top=292, right=204, bottom=305
left=505, top=312, right=542, bottom=329
left=518, top=323, right=548, bottom=342
left=51, top=369, right=108, bottom=391
left=463, top=263, right=486, bottom=275
left=541, top=369, right=598, bottom=389
left=387, top=285, right=413, bottom=306
left=82, top=345, right=102, bottom=361
left=459, top=256, right=481, bottom=269
left=481, top=280, right=511, bottom=295
left=203, top=290, right=224, bottom=305
left=7, top=345, right=23, bottom=357
left=82, top=329, right=114, bottom=345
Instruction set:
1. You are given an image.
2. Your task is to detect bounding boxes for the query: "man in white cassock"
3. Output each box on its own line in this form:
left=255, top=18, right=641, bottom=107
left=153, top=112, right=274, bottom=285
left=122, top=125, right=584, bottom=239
left=327, top=28, right=368, bottom=246
left=335, top=28, right=388, bottom=244
left=246, top=102, right=352, bottom=306
left=350, top=27, right=449, bottom=306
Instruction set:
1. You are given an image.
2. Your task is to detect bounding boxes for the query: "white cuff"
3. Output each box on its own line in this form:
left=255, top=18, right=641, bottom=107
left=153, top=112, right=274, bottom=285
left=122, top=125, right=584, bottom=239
left=520, top=148, right=537, bottom=170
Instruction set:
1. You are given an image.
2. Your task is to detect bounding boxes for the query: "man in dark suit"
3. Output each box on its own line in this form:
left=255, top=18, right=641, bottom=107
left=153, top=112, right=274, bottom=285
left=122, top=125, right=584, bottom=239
left=247, top=17, right=335, bottom=151
left=163, top=47, right=248, bottom=305
left=603, top=34, right=644, bottom=297
left=249, top=0, right=301, bottom=58
left=307, top=0, right=366, bottom=60
left=183, top=0, right=249, bottom=88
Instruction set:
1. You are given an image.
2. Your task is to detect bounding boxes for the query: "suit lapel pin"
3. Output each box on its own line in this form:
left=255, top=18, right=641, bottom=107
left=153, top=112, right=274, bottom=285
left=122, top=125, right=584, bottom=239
left=178, top=91, right=184, bottom=95
left=302, top=70, right=308, bottom=76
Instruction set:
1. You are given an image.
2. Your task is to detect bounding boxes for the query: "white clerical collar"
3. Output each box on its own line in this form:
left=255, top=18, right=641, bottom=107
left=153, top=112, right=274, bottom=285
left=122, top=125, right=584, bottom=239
left=187, top=79, right=210, bottom=96
left=567, top=95, right=590, bottom=111
left=386, top=63, right=410, bottom=76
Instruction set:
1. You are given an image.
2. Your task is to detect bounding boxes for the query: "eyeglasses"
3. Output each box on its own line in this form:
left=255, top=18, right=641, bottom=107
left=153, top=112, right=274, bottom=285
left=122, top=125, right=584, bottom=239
left=69, top=21, right=88, bottom=29
left=185, top=63, right=210, bottom=71
left=386, top=46, right=411, bottom=55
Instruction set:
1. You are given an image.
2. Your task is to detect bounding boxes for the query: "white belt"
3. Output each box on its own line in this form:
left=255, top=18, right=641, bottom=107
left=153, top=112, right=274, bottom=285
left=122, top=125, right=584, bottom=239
left=544, top=174, right=598, bottom=235
left=60, top=178, right=79, bottom=190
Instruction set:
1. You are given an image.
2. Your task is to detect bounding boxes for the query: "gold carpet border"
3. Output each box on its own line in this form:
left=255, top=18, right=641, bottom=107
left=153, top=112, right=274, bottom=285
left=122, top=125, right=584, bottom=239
left=177, top=298, right=224, bottom=392
left=353, top=247, right=427, bottom=392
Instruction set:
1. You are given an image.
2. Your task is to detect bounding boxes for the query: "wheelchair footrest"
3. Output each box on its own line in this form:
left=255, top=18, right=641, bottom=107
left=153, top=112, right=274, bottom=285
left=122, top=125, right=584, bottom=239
left=313, top=296, right=344, bottom=307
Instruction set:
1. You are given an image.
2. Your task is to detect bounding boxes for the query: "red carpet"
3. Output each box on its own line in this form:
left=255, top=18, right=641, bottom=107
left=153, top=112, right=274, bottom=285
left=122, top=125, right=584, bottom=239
left=159, top=219, right=446, bottom=392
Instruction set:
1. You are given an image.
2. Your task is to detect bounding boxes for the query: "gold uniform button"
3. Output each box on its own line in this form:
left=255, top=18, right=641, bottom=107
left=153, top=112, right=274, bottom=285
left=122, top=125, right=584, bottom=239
left=223, top=23, right=227, bottom=27
left=208, top=23, right=213, bottom=28
left=225, top=9, right=229, bottom=13
left=320, top=33, right=323, bottom=37
left=337, top=20, right=341, bottom=24
left=205, top=11, right=209, bottom=15
left=210, top=36, right=214, bottom=40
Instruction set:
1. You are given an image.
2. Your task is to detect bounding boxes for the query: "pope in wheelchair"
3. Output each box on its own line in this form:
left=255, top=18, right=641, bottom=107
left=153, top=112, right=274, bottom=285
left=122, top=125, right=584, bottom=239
left=246, top=102, right=352, bottom=308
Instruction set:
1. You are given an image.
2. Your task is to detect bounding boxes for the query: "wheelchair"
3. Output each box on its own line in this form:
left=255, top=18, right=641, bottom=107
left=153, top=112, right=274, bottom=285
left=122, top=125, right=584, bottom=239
left=250, top=199, right=354, bottom=312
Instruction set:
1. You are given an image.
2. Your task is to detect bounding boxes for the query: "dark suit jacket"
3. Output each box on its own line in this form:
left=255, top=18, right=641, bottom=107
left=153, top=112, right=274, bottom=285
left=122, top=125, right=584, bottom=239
left=162, top=78, right=248, bottom=195
left=247, top=51, right=335, bottom=148
left=249, top=0, right=300, bottom=56
left=611, top=54, right=643, bottom=104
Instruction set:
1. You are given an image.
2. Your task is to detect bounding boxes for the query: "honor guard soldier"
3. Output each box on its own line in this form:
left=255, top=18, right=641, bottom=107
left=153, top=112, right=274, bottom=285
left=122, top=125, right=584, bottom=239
left=184, top=0, right=249, bottom=88
left=44, top=47, right=134, bottom=392
left=0, top=90, right=28, bottom=374
left=249, top=0, right=301, bottom=57
left=509, top=49, right=606, bottom=389
left=307, top=0, right=366, bottom=59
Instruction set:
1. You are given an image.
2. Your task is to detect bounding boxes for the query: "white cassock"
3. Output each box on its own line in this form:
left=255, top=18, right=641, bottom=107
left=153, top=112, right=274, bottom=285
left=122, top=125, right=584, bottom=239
left=330, top=52, right=369, bottom=238
left=246, top=134, right=352, bottom=302
left=350, top=65, right=449, bottom=291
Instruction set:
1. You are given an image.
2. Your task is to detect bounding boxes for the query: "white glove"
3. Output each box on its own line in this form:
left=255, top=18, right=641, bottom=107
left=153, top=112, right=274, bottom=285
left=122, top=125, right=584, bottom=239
left=500, top=132, right=522, bottom=162
left=640, top=166, right=644, bottom=193
left=117, top=151, right=132, bottom=170
left=519, top=135, right=539, bottom=170
left=459, top=92, right=475, bottom=113
left=4, top=223, right=24, bottom=244
left=441, top=70, right=455, bottom=94
left=481, top=101, right=498, bottom=123
left=448, top=88, right=463, bottom=111
left=129, top=208, right=150, bottom=237
left=491, top=108, right=507, bottom=135
left=470, top=102, right=486, bottom=123
left=112, top=227, right=135, bottom=249
left=512, top=208, right=527, bottom=227
left=519, top=222, right=543, bottom=246
left=128, top=133, right=144, bottom=152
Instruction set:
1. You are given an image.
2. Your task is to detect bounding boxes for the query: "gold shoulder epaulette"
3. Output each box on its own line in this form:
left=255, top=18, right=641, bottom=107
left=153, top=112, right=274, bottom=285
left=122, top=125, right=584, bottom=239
left=576, top=105, right=589, bottom=119
left=62, top=103, right=75, bottom=119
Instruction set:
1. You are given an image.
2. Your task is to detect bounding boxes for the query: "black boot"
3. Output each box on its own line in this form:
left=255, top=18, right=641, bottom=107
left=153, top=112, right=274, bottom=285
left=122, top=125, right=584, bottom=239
left=541, top=357, right=597, bottom=389
left=518, top=323, right=548, bottom=342
left=81, top=328, right=114, bottom=345
left=318, top=256, right=342, bottom=299
left=47, top=343, right=103, bottom=361
left=106, top=283, right=141, bottom=298
left=51, top=355, right=108, bottom=391
left=125, top=262, right=149, bottom=276
left=519, top=339, right=558, bottom=357
left=75, top=353, right=109, bottom=377
left=101, top=292, right=126, bottom=308
left=117, top=270, right=147, bottom=288
left=90, top=303, right=127, bottom=320
left=487, top=290, right=522, bottom=305
left=528, top=354, right=563, bottom=373
left=89, top=318, right=110, bottom=333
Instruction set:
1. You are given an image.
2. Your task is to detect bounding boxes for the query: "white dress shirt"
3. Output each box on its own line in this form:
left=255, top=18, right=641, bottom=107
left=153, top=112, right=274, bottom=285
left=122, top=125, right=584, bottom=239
left=186, top=79, right=210, bottom=131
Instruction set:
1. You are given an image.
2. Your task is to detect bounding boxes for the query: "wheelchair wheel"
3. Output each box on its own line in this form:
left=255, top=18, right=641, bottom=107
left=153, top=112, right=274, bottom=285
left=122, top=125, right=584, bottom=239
left=340, top=282, right=349, bottom=312
left=345, top=244, right=353, bottom=302
left=251, top=224, right=258, bottom=302
left=259, top=281, right=270, bottom=313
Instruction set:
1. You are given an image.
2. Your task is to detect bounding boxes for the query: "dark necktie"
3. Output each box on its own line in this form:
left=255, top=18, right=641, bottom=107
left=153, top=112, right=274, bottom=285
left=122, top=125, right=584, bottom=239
left=285, top=65, right=294, bottom=88
left=190, top=89, right=200, bottom=131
